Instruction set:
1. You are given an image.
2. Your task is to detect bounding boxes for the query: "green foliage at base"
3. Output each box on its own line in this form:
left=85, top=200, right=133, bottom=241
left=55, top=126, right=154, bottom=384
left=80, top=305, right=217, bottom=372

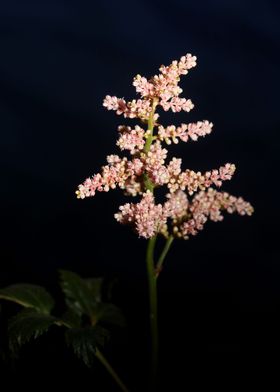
left=0, top=284, right=54, bottom=314
left=0, top=271, right=125, bottom=367
left=66, top=326, right=109, bottom=367
left=8, top=308, right=57, bottom=353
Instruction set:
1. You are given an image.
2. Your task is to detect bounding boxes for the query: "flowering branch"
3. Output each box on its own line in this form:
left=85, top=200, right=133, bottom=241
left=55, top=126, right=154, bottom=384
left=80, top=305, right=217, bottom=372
left=76, top=53, right=253, bottom=390
left=155, top=236, right=174, bottom=278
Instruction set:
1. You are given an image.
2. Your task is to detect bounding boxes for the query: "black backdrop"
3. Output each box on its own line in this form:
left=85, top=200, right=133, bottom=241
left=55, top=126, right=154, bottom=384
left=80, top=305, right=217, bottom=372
left=1, top=0, right=279, bottom=390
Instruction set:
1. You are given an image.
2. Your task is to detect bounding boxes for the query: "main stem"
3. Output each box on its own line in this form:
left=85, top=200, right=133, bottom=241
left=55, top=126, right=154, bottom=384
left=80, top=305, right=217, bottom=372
left=144, top=99, right=158, bottom=192
left=144, top=99, right=158, bottom=153
left=144, top=100, right=159, bottom=390
left=146, top=235, right=158, bottom=390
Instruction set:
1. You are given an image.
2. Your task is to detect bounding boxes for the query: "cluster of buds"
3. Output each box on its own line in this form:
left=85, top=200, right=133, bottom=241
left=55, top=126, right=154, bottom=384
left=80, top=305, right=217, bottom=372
left=77, top=54, right=253, bottom=239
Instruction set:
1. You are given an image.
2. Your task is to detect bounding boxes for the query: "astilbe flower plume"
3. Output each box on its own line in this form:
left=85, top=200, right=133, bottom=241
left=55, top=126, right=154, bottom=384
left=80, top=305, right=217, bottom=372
left=76, top=54, right=253, bottom=239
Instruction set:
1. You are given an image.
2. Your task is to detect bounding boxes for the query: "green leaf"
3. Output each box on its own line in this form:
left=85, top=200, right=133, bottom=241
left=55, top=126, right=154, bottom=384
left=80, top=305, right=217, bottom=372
left=0, top=284, right=54, bottom=314
left=59, top=271, right=125, bottom=329
left=96, top=303, right=126, bottom=327
left=8, top=309, right=56, bottom=353
left=59, top=270, right=99, bottom=319
left=84, top=278, right=103, bottom=303
left=60, top=309, right=81, bottom=329
left=65, top=326, right=109, bottom=367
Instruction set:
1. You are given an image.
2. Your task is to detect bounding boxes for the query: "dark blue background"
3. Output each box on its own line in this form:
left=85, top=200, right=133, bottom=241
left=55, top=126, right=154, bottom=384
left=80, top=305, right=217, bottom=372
left=1, top=0, right=279, bottom=389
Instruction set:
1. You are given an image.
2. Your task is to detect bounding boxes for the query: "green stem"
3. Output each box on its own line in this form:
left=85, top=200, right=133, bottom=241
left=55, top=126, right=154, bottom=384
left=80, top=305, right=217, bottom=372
left=95, top=348, right=130, bottom=392
left=146, top=235, right=158, bottom=390
left=144, top=99, right=161, bottom=389
left=143, top=100, right=157, bottom=193
left=155, top=236, right=174, bottom=278
left=144, top=99, right=158, bottom=153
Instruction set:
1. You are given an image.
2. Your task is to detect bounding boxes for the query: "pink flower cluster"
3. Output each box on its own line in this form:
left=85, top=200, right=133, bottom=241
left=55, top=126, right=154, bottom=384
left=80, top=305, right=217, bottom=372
left=115, top=187, right=253, bottom=239
left=179, top=188, right=254, bottom=238
left=116, top=125, right=146, bottom=154
left=103, top=54, right=197, bottom=119
left=103, top=96, right=154, bottom=121
left=77, top=54, right=253, bottom=239
left=115, top=191, right=168, bottom=239
left=158, top=121, right=213, bottom=144
left=167, top=162, right=236, bottom=194
left=77, top=155, right=144, bottom=198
